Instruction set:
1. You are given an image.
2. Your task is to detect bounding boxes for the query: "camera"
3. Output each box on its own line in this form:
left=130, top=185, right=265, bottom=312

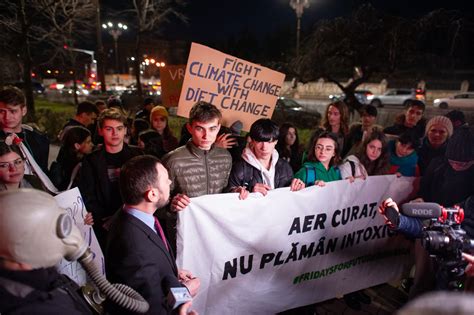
left=386, top=203, right=474, bottom=290
left=420, top=207, right=474, bottom=290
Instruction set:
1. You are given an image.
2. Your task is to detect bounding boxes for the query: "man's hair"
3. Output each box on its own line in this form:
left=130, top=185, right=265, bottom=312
left=98, top=107, right=127, bottom=128
left=143, top=98, right=154, bottom=107
left=76, top=101, right=99, bottom=116
left=405, top=99, right=425, bottom=112
left=361, top=104, right=378, bottom=117
left=95, top=100, right=106, bottom=108
left=0, top=86, right=26, bottom=107
left=133, top=118, right=150, bottom=135
left=189, top=101, right=222, bottom=124
left=398, top=130, right=421, bottom=149
left=249, top=119, right=279, bottom=142
left=120, top=155, right=160, bottom=205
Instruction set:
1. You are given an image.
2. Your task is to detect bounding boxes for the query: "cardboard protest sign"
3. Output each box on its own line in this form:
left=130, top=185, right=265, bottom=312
left=55, top=188, right=105, bottom=285
left=160, top=65, right=186, bottom=107
left=178, top=43, right=285, bottom=131
left=177, top=176, right=415, bottom=314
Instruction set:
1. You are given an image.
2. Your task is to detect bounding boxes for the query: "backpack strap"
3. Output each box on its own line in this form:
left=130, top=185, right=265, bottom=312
left=242, top=162, right=254, bottom=191
left=66, top=162, right=82, bottom=190
left=349, top=160, right=356, bottom=177
left=304, top=165, right=316, bottom=186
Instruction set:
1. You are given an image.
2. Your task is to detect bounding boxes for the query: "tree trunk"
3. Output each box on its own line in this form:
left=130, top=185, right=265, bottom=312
left=134, top=32, right=143, bottom=103
left=72, top=70, right=78, bottom=106
left=19, top=0, right=35, bottom=121
left=94, top=0, right=106, bottom=92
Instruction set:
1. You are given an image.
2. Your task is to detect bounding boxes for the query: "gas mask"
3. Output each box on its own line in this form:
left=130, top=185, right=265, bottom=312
left=0, top=189, right=149, bottom=313
left=0, top=189, right=86, bottom=268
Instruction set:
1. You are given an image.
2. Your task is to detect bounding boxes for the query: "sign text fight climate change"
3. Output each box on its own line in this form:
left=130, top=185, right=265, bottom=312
left=177, top=43, right=285, bottom=131
left=186, top=58, right=280, bottom=117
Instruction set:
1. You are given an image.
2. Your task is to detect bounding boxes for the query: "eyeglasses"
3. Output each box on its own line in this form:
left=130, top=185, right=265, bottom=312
left=0, top=158, right=24, bottom=170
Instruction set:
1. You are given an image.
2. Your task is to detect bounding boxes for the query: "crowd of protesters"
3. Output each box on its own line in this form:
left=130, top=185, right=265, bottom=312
left=1, top=84, right=473, bottom=314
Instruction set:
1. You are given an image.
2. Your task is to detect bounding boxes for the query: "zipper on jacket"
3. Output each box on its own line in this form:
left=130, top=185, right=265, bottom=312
left=204, top=150, right=209, bottom=194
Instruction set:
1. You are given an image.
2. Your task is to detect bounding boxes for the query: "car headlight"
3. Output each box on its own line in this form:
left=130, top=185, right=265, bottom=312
left=433, top=99, right=440, bottom=104
left=366, top=95, right=374, bottom=101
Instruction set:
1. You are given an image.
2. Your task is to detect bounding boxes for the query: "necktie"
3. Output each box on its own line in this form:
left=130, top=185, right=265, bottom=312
left=154, top=217, right=169, bottom=251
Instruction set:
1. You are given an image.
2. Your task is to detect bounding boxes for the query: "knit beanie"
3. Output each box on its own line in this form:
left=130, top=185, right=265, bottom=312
left=150, top=105, right=169, bottom=120
left=446, top=126, right=474, bottom=162
left=425, top=115, right=453, bottom=138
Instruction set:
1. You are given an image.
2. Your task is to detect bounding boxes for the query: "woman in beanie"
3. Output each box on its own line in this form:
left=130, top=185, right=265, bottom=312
left=417, top=115, right=453, bottom=175
left=150, top=105, right=178, bottom=153
left=379, top=126, right=474, bottom=298
left=418, top=126, right=474, bottom=207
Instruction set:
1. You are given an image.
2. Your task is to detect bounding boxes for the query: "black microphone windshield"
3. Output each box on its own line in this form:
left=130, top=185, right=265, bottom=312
left=401, top=203, right=442, bottom=218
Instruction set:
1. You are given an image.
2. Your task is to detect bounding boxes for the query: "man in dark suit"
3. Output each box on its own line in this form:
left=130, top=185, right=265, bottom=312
left=106, top=155, right=200, bottom=314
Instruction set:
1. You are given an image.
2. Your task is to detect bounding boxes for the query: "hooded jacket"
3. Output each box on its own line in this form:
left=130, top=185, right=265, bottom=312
left=227, top=148, right=293, bottom=191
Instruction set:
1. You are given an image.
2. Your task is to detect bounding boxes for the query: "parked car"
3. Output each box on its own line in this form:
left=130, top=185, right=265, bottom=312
left=367, top=88, right=425, bottom=107
left=433, top=93, right=474, bottom=109
left=272, top=97, right=321, bottom=129
left=12, top=81, right=45, bottom=95
left=329, top=90, right=373, bottom=105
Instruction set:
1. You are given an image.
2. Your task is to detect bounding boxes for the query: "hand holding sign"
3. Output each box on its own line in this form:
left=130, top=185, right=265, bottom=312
left=178, top=43, right=285, bottom=131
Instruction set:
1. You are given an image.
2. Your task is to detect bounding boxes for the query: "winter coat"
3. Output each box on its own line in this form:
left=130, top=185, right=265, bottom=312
left=0, top=267, right=93, bottom=315
left=417, top=138, right=447, bottom=176
left=162, top=141, right=232, bottom=198
left=227, top=148, right=293, bottom=191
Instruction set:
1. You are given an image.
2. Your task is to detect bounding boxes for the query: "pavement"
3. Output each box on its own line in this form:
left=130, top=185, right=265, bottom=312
left=311, top=282, right=409, bottom=314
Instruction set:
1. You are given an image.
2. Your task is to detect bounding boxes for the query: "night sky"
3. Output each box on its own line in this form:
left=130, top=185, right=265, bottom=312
left=151, top=0, right=473, bottom=43
left=99, top=0, right=474, bottom=54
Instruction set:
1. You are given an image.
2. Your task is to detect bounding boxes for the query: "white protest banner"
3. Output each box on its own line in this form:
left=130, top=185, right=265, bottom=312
left=177, top=43, right=285, bottom=131
left=54, top=188, right=105, bottom=286
left=177, top=175, right=415, bottom=314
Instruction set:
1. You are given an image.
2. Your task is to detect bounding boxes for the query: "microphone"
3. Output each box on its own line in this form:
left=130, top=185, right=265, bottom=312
left=384, top=206, right=400, bottom=227
left=401, top=203, right=442, bottom=218
left=162, top=275, right=192, bottom=310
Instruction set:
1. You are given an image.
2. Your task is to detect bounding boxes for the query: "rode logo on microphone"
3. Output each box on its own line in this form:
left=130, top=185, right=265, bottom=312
left=411, top=209, right=434, bottom=216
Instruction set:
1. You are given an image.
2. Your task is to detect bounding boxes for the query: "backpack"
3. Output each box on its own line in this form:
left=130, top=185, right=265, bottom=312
left=304, top=164, right=345, bottom=185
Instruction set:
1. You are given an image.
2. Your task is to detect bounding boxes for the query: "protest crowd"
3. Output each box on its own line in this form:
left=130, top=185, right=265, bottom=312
left=1, top=84, right=474, bottom=314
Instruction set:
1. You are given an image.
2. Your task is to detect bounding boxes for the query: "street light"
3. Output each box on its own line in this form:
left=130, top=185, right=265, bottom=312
left=290, top=0, right=310, bottom=58
left=102, top=21, right=128, bottom=73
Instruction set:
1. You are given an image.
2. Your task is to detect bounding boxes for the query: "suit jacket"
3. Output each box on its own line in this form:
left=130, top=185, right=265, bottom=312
left=105, top=210, right=183, bottom=315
